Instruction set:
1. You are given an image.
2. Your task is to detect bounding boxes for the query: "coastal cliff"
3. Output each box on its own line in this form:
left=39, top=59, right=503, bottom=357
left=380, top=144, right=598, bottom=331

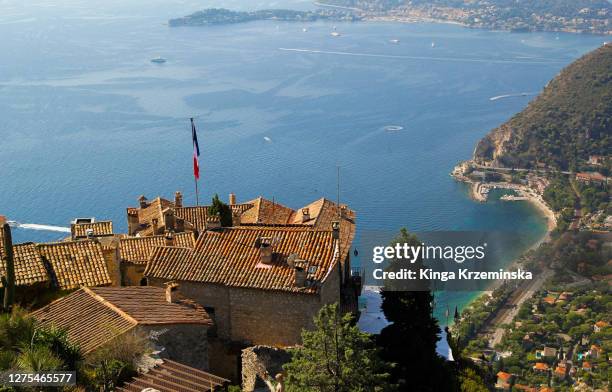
left=474, top=43, right=612, bottom=170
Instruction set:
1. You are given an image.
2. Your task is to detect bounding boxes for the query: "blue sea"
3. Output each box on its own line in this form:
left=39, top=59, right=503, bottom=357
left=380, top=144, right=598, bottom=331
left=0, top=0, right=605, bottom=351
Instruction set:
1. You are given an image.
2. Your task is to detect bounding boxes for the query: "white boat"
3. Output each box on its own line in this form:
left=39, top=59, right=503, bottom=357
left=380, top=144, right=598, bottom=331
left=151, top=56, right=166, bottom=64
left=390, top=39, right=400, bottom=44
left=302, top=27, right=308, bottom=32
left=331, top=31, right=341, bottom=37
left=431, top=41, right=436, bottom=48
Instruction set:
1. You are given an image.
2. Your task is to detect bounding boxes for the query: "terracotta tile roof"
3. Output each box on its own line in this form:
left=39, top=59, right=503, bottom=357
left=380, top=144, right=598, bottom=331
left=240, top=197, right=295, bottom=225
left=145, top=226, right=341, bottom=294
left=0, top=239, right=49, bottom=288
left=31, top=287, right=212, bottom=354
left=89, top=286, right=211, bottom=326
left=117, top=359, right=228, bottom=392
left=71, top=221, right=113, bottom=239
left=37, top=241, right=111, bottom=290
left=533, top=362, right=549, bottom=371
left=31, top=288, right=136, bottom=353
left=129, top=197, right=174, bottom=236
left=120, top=232, right=196, bottom=264
left=496, top=371, right=512, bottom=381
left=174, top=206, right=209, bottom=232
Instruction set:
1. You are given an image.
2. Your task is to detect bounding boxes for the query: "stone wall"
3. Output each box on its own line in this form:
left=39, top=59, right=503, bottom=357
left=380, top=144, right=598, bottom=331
left=141, top=324, right=209, bottom=371
left=121, top=262, right=146, bottom=286
left=241, top=346, right=291, bottom=392
left=148, top=263, right=341, bottom=347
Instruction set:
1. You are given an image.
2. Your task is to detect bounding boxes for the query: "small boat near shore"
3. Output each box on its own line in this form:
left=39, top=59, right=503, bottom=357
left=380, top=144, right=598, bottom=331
left=150, top=56, right=167, bottom=64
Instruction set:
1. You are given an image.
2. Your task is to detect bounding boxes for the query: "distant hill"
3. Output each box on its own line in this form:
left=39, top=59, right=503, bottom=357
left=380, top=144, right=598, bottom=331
left=474, top=44, right=611, bottom=170
left=169, top=8, right=360, bottom=27
left=318, top=0, right=611, bottom=34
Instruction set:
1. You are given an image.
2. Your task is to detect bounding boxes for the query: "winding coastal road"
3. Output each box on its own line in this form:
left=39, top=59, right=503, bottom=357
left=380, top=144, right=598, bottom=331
left=487, top=268, right=553, bottom=348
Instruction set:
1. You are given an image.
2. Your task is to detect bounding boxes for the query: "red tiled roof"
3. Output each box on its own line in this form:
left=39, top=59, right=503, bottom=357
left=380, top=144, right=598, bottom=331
left=533, top=362, right=549, bottom=371
left=174, top=206, right=209, bottom=232
left=71, top=221, right=113, bottom=239
left=0, top=227, right=48, bottom=288
left=497, top=371, right=512, bottom=381
left=576, top=172, right=606, bottom=181
left=129, top=197, right=174, bottom=236
left=37, top=240, right=111, bottom=290
left=240, top=197, right=295, bottom=225
left=31, top=288, right=135, bottom=353
left=31, top=287, right=212, bottom=353
left=116, top=359, right=228, bottom=392
left=145, top=226, right=341, bottom=294
left=120, top=232, right=196, bottom=264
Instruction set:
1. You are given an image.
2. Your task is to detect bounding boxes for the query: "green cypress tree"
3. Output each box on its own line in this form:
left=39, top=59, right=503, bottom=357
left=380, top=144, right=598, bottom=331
left=208, top=194, right=233, bottom=227
left=284, top=303, right=392, bottom=392
left=376, top=228, right=455, bottom=391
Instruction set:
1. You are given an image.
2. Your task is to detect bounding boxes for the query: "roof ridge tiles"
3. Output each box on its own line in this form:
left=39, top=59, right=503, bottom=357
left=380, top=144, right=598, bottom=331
left=82, top=287, right=139, bottom=325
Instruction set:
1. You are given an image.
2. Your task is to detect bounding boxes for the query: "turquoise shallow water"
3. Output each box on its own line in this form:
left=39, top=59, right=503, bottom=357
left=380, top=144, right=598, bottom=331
left=0, top=0, right=604, bottom=348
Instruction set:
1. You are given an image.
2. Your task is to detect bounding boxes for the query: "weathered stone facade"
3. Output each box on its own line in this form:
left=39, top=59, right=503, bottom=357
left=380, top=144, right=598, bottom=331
left=148, top=261, right=341, bottom=347
left=141, top=324, right=209, bottom=371
left=241, top=346, right=291, bottom=392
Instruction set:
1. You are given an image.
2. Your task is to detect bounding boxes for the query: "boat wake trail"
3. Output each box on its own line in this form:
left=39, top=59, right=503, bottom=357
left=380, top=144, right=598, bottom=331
left=278, top=48, right=563, bottom=65
left=490, top=92, right=535, bottom=101
left=8, top=221, right=71, bottom=233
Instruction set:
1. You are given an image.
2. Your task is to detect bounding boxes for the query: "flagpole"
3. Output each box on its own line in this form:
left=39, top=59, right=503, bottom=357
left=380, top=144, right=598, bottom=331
left=195, top=176, right=200, bottom=206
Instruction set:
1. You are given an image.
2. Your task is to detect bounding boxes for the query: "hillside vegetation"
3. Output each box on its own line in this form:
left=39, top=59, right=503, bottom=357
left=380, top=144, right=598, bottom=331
left=474, top=44, right=611, bottom=170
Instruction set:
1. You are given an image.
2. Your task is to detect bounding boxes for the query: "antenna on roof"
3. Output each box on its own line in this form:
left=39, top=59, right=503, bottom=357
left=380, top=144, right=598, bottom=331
left=336, top=165, right=341, bottom=220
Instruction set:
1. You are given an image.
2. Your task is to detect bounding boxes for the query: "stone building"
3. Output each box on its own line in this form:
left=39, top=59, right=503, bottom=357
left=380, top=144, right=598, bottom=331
left=143, top=196, right=359, bottom=381
left=119, top=231, right=196, bottom=286
left=0, top=220, right=116, bottom=299
left=0, top=224, right=50, bottom=299
left=31, top=286, right=213, bottom=370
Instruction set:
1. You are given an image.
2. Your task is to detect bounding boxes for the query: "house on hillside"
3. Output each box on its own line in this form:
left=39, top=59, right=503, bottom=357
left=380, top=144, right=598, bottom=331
left=31, top=286, right=213, bottom=370
left=576, top=172, right=607, bottom=186
left=143, top=199, right=358, bottom=381
left=495, top=371, right=513, bottom=390
left=145, top=223, right=358, bottom=343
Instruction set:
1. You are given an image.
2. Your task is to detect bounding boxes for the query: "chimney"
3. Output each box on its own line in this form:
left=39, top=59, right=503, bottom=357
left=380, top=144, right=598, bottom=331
left=127, top=210, right=139, bottom=236
left=165, top=282, right=179, bottom=303
left=151, top=218, right=159, bottom=234
left=138, top=195, right=148, bottom=209
left=85, top=228, right=95, bottom=240
left=164, top=231, right=174, bottom=246
left=0, top=216, right=5, bottom=226
left=259, top=239, right=273, bottom=264
left=174, top=191, right=183, bottom=208
left=176, top=218, right=185, bottom=233
left=229, top=193, right=236, bottom=206
left=294, top=266, right=307, bottom=287
left=164, top=209, right=175, bottom=231
left=340, top=205, right=347, bottom=218
left=301, top=208, right=310, bottom=223
left=331, top=221, right=340, bottom=239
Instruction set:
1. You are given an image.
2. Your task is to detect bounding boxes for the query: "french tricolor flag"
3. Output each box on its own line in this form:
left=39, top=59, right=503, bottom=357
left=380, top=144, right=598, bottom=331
left=191, top=118, right=200, bottom=180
